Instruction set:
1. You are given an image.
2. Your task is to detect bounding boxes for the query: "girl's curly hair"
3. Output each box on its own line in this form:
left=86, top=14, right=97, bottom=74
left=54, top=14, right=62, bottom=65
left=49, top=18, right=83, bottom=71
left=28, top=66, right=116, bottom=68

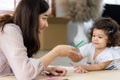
left=90, top=17, right=120, bottom=47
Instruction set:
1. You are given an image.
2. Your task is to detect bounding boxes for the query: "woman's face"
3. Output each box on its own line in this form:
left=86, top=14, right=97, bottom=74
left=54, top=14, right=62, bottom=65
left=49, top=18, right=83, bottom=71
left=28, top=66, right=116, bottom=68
left=39, top=9, right=51, bottom=30
left=92, top=28, right=108, bottom=49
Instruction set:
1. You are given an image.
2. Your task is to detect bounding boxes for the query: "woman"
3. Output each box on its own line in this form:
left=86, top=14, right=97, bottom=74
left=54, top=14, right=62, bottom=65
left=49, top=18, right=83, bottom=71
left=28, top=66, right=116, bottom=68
left=0, top=0, right=77, bottom=80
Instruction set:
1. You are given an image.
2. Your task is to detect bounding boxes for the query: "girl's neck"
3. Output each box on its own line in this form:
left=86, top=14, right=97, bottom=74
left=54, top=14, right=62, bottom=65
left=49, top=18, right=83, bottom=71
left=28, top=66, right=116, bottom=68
left=95, top=47, right=106, bottom=51
left=94, top=47, right=106, bottom=60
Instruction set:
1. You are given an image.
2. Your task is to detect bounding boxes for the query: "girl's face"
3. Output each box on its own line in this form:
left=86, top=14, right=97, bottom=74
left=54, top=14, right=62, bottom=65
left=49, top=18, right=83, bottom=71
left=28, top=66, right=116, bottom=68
left=92, top=28, right=108, bottom=49
left=39, top=9, right=51, bottom=30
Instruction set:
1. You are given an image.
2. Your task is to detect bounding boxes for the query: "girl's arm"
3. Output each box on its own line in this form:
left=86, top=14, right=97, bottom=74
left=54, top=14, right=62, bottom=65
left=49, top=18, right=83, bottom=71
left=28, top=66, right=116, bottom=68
left=82, top=61, right=112, bottom=71
left=74, top=60, right=112, bottom=73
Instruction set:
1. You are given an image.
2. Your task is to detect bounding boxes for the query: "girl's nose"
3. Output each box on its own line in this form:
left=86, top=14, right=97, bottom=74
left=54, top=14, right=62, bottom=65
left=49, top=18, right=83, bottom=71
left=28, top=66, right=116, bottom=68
left=94, top=37, right=98, bottom=41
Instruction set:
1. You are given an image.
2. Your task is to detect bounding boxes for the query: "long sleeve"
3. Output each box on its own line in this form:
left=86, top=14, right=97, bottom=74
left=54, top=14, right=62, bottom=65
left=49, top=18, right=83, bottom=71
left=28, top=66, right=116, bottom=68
left=0, top=24, right=44, bottom=80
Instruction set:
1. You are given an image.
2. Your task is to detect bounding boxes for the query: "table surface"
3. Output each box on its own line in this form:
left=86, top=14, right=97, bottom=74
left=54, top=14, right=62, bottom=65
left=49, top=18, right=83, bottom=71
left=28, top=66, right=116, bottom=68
left=0, top=66, right=120, bottom=80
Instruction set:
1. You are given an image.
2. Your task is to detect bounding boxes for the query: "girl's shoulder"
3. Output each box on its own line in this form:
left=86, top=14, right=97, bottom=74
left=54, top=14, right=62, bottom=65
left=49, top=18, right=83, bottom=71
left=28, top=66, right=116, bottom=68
left=100, top=47, right=120, bottom=62
left=78, top=42, right=94, bottom=53
left=81, top=42, right=94, bottom=49
left=106, top=47, right=120, bottom=53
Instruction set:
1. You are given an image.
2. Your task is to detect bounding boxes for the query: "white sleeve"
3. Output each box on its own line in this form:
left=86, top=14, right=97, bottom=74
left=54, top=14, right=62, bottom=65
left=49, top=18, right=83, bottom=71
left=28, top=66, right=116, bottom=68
left=97, top=48, right=120, bottom=63
left=78, top=43, right=92, bottom=57
left=0, top=24, right=44, bottom=80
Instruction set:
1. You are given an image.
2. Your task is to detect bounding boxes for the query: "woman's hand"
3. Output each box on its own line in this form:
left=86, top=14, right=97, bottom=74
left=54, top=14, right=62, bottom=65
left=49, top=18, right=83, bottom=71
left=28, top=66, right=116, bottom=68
left=74, top=65, right=88, bottom=73
left=51, top=45, right=77, bottom=57
left=68, top=53, right=82, bottom=62
left=46, top=67, right=67, bottom=76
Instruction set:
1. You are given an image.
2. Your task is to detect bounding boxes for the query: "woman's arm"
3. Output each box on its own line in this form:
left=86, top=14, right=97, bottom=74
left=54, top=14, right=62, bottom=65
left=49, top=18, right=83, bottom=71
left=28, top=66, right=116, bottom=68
left=0, top=24, right=44, bottom=80
left=39, top=45, right=78, bottom=68
left=0, top=24, right=78, bottom=79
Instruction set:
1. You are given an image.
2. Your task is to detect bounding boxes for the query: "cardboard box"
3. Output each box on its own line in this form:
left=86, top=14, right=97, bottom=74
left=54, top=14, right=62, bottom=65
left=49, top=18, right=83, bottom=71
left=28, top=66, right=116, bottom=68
left=40, top=17, right=69, bottom=50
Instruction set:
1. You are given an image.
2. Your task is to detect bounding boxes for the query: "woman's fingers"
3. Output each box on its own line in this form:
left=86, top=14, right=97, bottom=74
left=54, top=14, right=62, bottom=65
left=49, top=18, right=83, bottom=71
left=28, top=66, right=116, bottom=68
left=48, top=67, right=67, bottom=76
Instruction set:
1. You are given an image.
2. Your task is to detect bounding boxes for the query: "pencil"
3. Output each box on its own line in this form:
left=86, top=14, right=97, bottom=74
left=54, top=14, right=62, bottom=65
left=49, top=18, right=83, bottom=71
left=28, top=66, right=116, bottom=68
left=74, top=40, right=84, bottom=48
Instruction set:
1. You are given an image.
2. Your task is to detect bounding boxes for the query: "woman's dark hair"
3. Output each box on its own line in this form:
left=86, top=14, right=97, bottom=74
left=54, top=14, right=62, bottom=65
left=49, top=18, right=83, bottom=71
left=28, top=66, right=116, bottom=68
left=0, top=0, right=49, bottom=57
left=90, top=17, right=120, bottom=47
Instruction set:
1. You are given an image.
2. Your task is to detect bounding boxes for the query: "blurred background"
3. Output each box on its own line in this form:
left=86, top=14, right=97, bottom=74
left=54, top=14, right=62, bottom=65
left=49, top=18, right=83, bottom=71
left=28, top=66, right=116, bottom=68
left=0, top=0, right=120, bottom=66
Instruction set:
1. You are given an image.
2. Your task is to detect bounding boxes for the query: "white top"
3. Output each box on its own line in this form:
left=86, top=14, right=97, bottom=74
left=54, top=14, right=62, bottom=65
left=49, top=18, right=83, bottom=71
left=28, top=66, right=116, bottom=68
left=78, top=43, right=120, bottom=65
left=0, top=24, right=44, bottom=80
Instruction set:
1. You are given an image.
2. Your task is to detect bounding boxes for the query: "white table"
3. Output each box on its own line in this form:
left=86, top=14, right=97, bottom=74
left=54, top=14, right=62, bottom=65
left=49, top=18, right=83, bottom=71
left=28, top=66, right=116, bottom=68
left=0, top=67, right=120, bottom=80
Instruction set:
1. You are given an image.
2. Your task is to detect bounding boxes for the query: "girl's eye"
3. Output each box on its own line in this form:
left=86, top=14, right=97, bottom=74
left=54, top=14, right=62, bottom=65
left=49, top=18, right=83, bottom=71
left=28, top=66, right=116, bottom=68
left=99, top=36, right=103, bottom=38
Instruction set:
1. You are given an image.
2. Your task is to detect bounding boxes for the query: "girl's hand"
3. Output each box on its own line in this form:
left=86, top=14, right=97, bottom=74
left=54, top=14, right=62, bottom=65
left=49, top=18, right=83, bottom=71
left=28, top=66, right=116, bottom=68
left=74, top=65, right=88, bottom=73
left=46, top=67, right=67, bottom=76
left=51, top=45, right=77, bottom=57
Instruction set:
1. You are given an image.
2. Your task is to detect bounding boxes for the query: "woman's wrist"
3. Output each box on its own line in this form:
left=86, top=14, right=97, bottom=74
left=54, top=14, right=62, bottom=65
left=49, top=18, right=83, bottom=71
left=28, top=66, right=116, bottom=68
left=49, top=49, right=59, bottom=57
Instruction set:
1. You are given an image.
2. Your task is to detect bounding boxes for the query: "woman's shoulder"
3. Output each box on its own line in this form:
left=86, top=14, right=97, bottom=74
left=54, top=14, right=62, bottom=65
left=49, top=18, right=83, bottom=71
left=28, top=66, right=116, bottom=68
left=4, top=23, right=21, bottom=31
left=2, top=23, right=22, bottom=34
left=0, top=23, right=22, bottom=37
